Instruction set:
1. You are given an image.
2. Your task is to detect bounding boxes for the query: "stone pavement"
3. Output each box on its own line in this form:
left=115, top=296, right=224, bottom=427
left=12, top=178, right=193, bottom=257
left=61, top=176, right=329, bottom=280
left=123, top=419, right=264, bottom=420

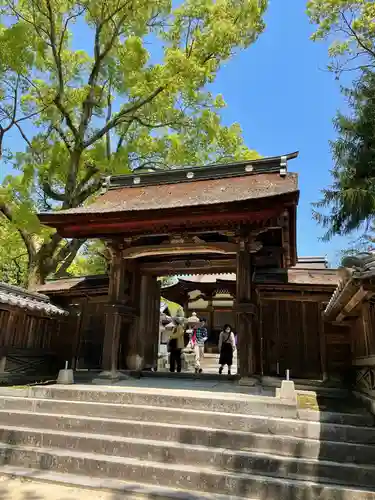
left=200, top=352, right=238, bottom=374
left=0, top=476, right=114, bottom=500
left=112, top=375, right=270, bottom=395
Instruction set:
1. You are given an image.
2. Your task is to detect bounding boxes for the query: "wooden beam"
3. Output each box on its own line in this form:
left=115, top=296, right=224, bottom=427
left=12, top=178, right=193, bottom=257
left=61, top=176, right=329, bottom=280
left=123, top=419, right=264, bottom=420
left=336, top=287, right=369, bottom=322
left=259, top=292, right=333, bottom=302
left=122, top=242, right=237, bottom=259
left=59, top=207, right=284, bottom=238
left=140, top=258, right=236, bottom=275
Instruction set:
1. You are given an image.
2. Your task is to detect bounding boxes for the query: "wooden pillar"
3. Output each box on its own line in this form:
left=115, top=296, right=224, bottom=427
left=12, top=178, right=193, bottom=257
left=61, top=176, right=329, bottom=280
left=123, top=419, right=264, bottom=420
left=124, top=263, right=142, bottom=367
left=235, top=239, right=257, bottom=379
left=101, top=245, right=127, bottom=374
left=208, top=297, right=214, bottom=346
left=71, top=302, right=85, bottom=371
left=362, top=302, right=373, bottom=357
left=140, top=276, right=161, bottom=369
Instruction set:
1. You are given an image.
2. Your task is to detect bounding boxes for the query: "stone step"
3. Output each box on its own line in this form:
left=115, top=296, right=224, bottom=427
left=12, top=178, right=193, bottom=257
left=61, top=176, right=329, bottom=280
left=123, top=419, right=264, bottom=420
left=11, top=385, right=297, bottom=418
left=0, top=394, right=372, bottom=430
left=0, top=442, right=374, bottom=499
left=298, top=409, right=374, bottom=427
left=1, top=397, right=375, bottom=444
left=0, top=465, right=249, bottom=500
left=0, top=425, right=375, bottom=484
left=0, top=408, right=375, bottom=460
left=1, top=396, right=273, bottom=431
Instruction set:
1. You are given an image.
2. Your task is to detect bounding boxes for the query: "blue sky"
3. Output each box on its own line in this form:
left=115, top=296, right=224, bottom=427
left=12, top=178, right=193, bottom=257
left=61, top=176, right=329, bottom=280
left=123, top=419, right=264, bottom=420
left=208, top=1, right=353, bottom=266
left=0, top=2, right=353, bottom=266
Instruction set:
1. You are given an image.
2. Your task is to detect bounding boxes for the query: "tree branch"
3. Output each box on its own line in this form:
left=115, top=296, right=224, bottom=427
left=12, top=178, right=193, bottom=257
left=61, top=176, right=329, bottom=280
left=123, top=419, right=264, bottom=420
left=43, top=0, right=79, bottom=140
left=52, top=238, right=86, bottom=274
left=42, top=232, right=63, bottom=259
left=341, top=11, right=375, bottom=61
left=116, top=120, right=133, bottom=152
left=133, top=160, right=169, bottom=171
left=76, top=163, right=100, bottom=193
left=131, top=114, right=180, bottom=129
left=84, top=86, right=165, bottom=148
left=75, top=178, right=103, bottom=206
left=78, top=1, right=132, bottom=141
left=106, top=90, right=112, bottom=160
left=42, top=180, right=66, bottom=202
left=54, top=238, right=86, bottom=278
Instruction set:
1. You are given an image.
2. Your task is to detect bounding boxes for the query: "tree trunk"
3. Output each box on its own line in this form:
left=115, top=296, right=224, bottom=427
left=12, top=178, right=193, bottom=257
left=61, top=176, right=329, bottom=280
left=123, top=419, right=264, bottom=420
left=27, top=258, right=46, bottom=289
left=26, top=235, right=86, bottom=289
left=65, top=149, right=82, bottom=206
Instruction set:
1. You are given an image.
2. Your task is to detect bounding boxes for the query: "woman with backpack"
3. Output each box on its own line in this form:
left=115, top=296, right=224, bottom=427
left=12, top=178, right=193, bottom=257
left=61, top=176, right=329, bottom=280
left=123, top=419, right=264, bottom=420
left=218, top=324, right=236, bottom=375
left=167, top=317, right=185, bottom=373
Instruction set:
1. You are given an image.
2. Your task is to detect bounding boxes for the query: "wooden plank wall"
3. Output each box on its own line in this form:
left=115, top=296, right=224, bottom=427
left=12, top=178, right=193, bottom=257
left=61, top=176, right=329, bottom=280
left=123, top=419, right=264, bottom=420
left=70, top=296, right=107, bottom=369
left=366, top=302, right=375, bottom=356
left=0, top=305, right=76, bottom=380
left=0, top=306, right=55, bottom=349
left=323, top=322, right=351, bottom=379
left=0, top=305, right=77, bottom=365
left=351, top=302, right=375, bottom=359
left=260, top=298, right=352, bottom=380
left=260, top=299, right=323, bottom=379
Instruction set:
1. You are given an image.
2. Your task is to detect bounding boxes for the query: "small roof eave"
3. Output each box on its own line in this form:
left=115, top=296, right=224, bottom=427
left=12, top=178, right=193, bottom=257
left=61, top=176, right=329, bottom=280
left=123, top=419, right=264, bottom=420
left=0, top=282, right=67, bottom=316
left=324, top=258, right=375, bottom=321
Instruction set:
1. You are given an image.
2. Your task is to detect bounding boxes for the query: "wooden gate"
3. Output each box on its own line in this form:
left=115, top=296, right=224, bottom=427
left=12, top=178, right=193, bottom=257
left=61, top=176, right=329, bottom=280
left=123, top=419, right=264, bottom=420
left=260, top=299, right=323, bottom=379
left=76, top=297, right=106, bottom=369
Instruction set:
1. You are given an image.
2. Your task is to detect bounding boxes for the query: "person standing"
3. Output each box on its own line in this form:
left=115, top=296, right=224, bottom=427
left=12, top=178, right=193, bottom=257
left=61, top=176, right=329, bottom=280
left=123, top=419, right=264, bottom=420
left=218, top=324, right=236, bottom=375
left=192, top=318, right=208, bottom=374
left=168, top=318, right=185, bottom=373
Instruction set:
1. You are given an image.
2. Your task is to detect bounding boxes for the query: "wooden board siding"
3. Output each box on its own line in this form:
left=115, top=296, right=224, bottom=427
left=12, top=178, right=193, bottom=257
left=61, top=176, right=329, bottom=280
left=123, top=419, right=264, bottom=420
left=366, top=303, right=375, bottom=356
left=73, top=296, right=107, bottom=370
left=0, top=305, right=71, bottom=382
left=324, top=323, right=351, bottom=378
left=0, top=307, right=58, bottom=350
left=260, top=299, right=323, bottom=379
left=350, top=302, right=375, bottom=360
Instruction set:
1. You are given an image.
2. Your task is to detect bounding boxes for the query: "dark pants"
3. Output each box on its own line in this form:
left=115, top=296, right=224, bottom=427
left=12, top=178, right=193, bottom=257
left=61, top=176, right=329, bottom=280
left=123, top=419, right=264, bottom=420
left=170, top=349, right=182, bottom=373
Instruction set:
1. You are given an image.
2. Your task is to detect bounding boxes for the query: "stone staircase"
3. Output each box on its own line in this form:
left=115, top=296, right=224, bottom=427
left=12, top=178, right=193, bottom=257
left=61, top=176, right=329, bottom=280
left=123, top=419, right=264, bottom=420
left=0, top=385, right=373, bottom=499
left=200, top=352, right=238, bottom=374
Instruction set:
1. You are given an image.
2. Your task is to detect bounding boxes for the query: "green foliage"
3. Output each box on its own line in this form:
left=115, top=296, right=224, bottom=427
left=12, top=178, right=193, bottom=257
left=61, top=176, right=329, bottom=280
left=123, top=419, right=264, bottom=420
left=313, top=71, right=375, bottom=239
left=0, top=0, right=267, bottom=286
left=0, top=218, right=28, bottom=285
left=65, top=241, right=109, bottom=277
left=307, top=0, right=375, bottom=75
left=307, top=1, right=375, bottom=240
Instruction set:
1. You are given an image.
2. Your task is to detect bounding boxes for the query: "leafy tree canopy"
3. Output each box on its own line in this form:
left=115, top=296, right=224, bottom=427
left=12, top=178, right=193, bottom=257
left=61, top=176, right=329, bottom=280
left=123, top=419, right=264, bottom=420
left=314, top=71, right=375, bottom=240
left=0, top=0, right=267, bottom=287
left=0, top=217, right=28, bottom=285
left=307, top=0, right=375, bottom=75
